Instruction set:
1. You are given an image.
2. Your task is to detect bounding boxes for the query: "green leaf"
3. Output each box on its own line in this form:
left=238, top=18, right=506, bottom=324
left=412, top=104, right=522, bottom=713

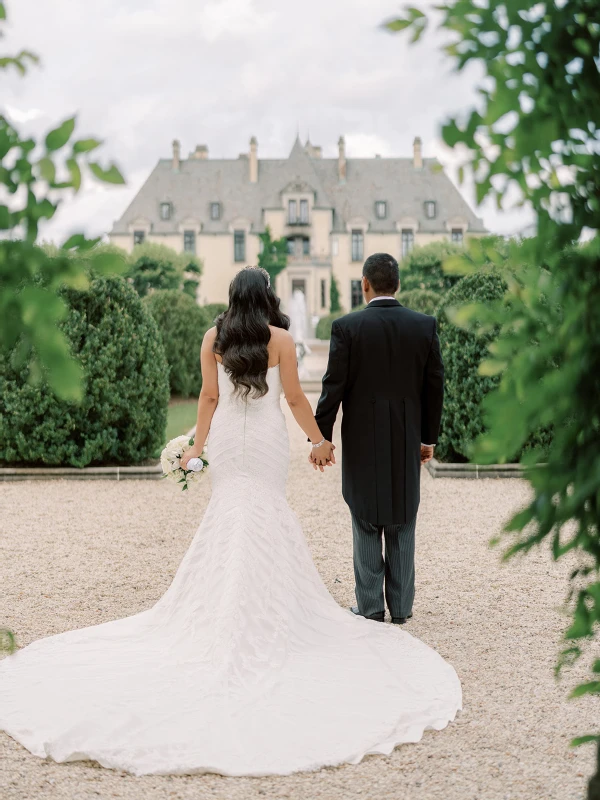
left=46, top=354, right=84, bottom=403
left=45, top=117, right=76, bottom=152
left=38, top=156, right=56, bottom=184
left=67, top=157, right=81, bottom=191
left=0, top=205, right=13, bottom=229
left=61, top=234, right=101, bottom=251
left=573, top=39, right=592, bottom=57
left=90, top=251, right=127, bottom=276
left=0, top=4, right=6, bottom=21
left=88, top=162, right=125, bottom=185
left=569, top=681, right=600, bottom=698
left=72, top=138, right=102, bottom=154
left=571, top=735, right=600, bottom=748
left=383, top=17, right=412, bottom=32
left=479, top=359, right=506, bottom=377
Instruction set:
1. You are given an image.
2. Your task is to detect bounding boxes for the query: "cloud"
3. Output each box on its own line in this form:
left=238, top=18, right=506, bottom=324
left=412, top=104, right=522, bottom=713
left=1, top=0, right=519, bottom=242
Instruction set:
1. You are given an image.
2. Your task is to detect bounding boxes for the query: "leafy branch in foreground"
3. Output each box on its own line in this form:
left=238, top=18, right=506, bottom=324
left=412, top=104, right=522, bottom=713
left=385, top=1, right=600, bottom=795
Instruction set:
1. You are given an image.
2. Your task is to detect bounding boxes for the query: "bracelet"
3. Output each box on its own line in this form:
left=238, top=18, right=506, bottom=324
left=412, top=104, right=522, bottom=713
left=311, top=438, right=326, bottom=448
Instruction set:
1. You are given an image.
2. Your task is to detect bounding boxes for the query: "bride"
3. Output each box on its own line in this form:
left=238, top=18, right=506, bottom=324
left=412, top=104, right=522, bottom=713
left=0, top=266, right=461, bottom=777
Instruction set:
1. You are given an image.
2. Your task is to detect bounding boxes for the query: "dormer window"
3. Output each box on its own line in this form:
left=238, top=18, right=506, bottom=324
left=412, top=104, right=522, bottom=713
left=160, top=202, right=172, bottom=220
left=210, top=202, right=221, bottom=221
left=424, top=201, right=436, bottom=219
left=288, top=200, right=297, bottom=224
left=299, top=199, right=309, bottom=223
left=133, top=230, right=145, bottom=245
left=451, top=228, right=464, bottom=244
left=375, top=201, right=387, bottom=219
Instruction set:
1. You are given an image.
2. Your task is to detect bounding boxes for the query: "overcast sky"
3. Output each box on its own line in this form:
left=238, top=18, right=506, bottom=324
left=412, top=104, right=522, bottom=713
left=3, top=0, right=534, bottom=243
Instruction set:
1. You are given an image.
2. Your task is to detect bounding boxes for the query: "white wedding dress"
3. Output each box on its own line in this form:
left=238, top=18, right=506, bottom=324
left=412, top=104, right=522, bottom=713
left=0, top=364, right=461, bottom=776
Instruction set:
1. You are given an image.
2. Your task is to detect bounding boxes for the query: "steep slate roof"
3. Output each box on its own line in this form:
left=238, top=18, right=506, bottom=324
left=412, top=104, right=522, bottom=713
left=110, top=138, right=486, bottom=235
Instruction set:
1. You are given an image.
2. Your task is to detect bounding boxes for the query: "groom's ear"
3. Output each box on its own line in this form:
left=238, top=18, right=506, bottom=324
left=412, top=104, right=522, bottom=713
left=362, top=276, right=370, bottom=294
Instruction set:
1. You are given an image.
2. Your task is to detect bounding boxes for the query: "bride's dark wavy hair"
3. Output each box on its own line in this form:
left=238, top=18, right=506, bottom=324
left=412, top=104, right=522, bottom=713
left=214, top=266, right=290, bottom=398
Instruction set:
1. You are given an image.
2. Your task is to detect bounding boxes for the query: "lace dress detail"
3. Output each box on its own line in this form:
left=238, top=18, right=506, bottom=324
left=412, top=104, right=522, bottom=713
left=0, top=364, right=461, bottom=776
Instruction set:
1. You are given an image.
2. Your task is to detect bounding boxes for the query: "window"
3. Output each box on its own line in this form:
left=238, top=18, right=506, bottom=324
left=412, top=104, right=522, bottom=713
left=160, top=202, right=171, bottom=220
left=234, top=230, right=245, bottom=262
left=286, top=238, right=295, bottom=256
left=375, top=201, right=387, bottom=219
left=210, top=202, right=221, bottom=220
left=302, top=237, right=310, bottom=256
left=401, top=229, right=414, bottom=258
left=183, top=230, right=196, bottom=253
left=299, top=199, right=309, bottom=223
left=288, top=200, right=297, bottom=224
left=351, top=230, right=364, bottom=262
left=332, top=238, right=339, bottom=256
left=451, top=228, right=464, bottom=244
left=351, top=279, right=363, bottom=309
left=424, top=201, right=436, bottom=219
left=133, top=230, right=145, bottom=245
left=321, top=279, right=327, bottom=309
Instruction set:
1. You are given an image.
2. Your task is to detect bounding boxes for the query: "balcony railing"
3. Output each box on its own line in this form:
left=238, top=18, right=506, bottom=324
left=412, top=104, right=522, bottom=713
left=287, top=219, right=310, bottom=226
left=287, top=254, right=332, bottom=267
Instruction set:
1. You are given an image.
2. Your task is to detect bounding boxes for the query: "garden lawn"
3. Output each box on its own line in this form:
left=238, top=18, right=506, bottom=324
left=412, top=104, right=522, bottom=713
left=165, top=398, right=197, bottom=442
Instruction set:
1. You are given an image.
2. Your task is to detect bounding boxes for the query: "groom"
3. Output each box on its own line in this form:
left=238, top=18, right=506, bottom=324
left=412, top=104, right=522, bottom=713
left=312, top=253, right=444, bottom=624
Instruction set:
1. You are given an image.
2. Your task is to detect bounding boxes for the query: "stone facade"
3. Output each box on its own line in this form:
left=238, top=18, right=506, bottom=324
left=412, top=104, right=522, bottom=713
left=109, top=135, right=487, bottom=323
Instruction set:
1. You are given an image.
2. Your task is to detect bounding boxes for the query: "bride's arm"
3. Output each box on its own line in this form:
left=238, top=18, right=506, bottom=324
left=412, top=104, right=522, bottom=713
left=278, top=330, right=335, bottom=470
left=181, top=328, right=219, bottom=468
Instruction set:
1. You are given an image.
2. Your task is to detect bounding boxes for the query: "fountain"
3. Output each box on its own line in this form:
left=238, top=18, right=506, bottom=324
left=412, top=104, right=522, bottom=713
left=288, top=288, right=312, bottom=380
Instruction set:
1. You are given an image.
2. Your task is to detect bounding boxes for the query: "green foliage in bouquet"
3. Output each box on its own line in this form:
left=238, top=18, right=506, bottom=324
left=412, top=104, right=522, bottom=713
left=400, top=242, right=463, bottom=293
left=386, top=0, right=600, bottom=790
left=436, top=271, right=507, bottom=462
left=0, top=276, right=169, bottom=467
left=144, top=289, right=212, bottom=397
left=397, top=288, right=442, bottom=316
left=127, top=242, right=202, bottom=298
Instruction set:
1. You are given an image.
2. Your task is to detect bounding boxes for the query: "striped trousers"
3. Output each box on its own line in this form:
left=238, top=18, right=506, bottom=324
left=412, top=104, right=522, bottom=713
left=350, top=512, right=417, bottom=619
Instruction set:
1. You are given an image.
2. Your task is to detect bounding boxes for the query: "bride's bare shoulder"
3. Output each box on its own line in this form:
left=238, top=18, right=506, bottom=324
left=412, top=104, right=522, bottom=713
left=268, top=325, right=293, bottom=343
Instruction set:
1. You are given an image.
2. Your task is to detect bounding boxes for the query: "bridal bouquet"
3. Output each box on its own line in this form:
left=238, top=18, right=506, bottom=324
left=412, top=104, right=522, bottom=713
left=160, top=435, right=208, bottom=491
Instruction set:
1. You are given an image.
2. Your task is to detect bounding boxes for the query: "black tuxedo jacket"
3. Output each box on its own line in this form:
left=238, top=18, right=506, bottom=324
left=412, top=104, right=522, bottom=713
left=314, top=299, right=444, bottom=526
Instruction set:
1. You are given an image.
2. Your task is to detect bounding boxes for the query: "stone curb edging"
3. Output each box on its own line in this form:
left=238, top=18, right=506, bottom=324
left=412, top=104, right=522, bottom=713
left=426, top=457, right=528, bottom=479
left=0, top=465, right=163, bottom=481
left=0, top=428, right=197, bottom=482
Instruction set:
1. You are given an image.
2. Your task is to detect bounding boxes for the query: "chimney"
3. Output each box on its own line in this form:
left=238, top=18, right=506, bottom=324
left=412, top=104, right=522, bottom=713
left=413, top=136, right=423, bottom=169
left=172, top=139, right=180, bottom=171
left=249, top=136, right=258, bottom=183
left=338, top=136, right=346, bottom=182
left=191, top=144, right=208, bottom=159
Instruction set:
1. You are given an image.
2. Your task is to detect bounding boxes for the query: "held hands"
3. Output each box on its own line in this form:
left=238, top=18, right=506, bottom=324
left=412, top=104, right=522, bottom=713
left=420, top=444, right=434, bottom=465
left=308, top=441, right=336, bottom=472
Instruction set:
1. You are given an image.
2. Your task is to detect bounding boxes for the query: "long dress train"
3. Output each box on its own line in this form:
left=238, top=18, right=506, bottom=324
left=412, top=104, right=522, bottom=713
left=0, top=364, right=461, bottom=776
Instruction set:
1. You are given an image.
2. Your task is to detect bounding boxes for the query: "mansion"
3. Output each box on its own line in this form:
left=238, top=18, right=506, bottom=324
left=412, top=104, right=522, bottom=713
left=109, top=134, right=487, bottom=322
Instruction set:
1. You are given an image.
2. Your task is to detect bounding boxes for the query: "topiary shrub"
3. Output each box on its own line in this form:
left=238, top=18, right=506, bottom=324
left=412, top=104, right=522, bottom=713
left=0, top=276, right=169, bottom=467
left=400, top=241, right=463, bottom=293
left=436, top=270, right=508, bottom=462
left=202, top=302, right=228, bottom=323
left=316, top=311, right=345, bottom=340
left=398, top=288, right=442, bottom=316
left=144, top=290, right=212, bottom=397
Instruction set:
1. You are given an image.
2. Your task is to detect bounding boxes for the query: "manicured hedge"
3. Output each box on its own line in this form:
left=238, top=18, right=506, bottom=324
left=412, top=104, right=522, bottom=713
left=397, top=288, right=442, bottom=316
left=315, top=311, right=345, bottom=340
left=144, top=290, right=212, bottom=397
left=202, top=302, right=228, bottom=323
left=0, top=277, right=170, bottom=467
left=400, top=241, right=463, bottom=293
left=436, top=270, right=508, bottom=462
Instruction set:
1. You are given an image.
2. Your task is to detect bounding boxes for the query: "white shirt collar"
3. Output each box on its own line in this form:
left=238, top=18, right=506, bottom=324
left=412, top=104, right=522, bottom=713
left=368, top=296, right=397, bottom=303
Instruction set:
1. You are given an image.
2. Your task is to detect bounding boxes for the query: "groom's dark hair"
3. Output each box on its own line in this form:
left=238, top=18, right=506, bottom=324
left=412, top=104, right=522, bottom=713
left=362, top=253, right=400, bottom=295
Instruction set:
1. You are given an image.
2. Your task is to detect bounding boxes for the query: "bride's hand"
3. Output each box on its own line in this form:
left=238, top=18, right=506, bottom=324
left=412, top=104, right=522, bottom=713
left=309, top=442, right=335, bottom=471
left=181, top=446, right=202, bottom=470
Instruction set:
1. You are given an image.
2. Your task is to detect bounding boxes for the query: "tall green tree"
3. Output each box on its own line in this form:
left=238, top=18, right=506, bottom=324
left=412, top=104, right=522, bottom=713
left=329, top=275, right=342, bottom=313
left=257, top=226, right=288, bottom=290
left=385, top=2, right=600, bottom=795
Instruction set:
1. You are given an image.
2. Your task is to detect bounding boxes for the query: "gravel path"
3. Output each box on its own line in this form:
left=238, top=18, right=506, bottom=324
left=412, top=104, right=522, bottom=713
left=0, top=397, right=596, bottom=800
